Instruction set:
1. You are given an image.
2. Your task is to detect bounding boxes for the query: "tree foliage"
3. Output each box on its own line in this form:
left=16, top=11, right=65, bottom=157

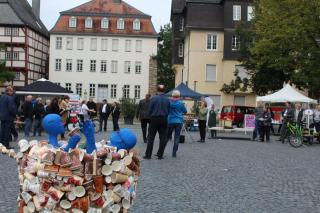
left=223, top=0, right=320, bottom=97
left=0, top=44, right=15, bottom=85
left=155, top=24, right=175, bottom=91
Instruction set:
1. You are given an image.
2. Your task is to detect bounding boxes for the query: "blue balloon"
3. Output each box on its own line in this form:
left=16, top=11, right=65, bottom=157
left=42, top=114, right=65, bottom=148
left=110, top=129, right=137, bottom=150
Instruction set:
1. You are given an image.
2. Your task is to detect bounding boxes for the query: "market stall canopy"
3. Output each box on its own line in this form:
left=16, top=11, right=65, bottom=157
left=165, top=83, right=203, bottom=100
left=16, top=78, right=73, bottom=95
left=256, top=84, right=317, bottom=103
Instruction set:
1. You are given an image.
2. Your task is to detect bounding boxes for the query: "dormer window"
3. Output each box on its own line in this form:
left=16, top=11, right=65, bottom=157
left=117, top=18, right=125, bottom=30
left=101, top=18, right=109, bottom=29
left=69, top=17, right=77, bottom=28
left=85, top=17, right=93, bottom=29
left=133, top=19, right=140, bottom=31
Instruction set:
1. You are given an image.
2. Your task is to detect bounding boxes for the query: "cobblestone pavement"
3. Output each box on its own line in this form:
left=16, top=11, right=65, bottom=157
left=1, top=123, right=320, bottom=213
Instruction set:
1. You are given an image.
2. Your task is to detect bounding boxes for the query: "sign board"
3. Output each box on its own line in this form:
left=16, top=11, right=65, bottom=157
left=69, top=94, right=80, bottom=114
left=244, top=114, right=255, bottom=129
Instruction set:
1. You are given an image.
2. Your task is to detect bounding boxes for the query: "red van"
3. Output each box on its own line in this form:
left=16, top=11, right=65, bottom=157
left=220, top=105, right=255, bottom=127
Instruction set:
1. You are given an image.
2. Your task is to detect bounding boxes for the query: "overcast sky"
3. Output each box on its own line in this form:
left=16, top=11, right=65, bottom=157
left=27, top=0, right=172, bottom=32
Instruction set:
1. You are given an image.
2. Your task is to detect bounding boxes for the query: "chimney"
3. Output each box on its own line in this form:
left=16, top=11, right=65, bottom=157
left=32, top=0, right=40, bottom=19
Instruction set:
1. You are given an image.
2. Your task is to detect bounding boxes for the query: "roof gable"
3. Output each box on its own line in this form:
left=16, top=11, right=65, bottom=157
left=0, top=3, right=23, bottom=25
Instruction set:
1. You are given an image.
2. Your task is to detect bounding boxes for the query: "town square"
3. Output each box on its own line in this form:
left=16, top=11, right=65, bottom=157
left=0, top=0, right=320, bottom=212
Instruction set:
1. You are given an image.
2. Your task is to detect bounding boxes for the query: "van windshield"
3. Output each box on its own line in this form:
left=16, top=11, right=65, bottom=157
left=223, top=106, right=232, bottom=113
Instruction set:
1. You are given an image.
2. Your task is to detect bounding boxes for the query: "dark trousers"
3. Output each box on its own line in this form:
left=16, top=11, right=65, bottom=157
left=140, top=119, right=150, bottom=142
left=33, top=118, right=42, bottom=136
left=198, top=120, right=206, bottom=141
left=0, top=120, right=13, bottom=148
left=252, top=120, right=261, bottom=140
left=210, top=130, right=217, bottom=138
left=11, top=122, right=18, bottom=140
left=315, top=122, right=320, bottom=133
left=99, top=114, right=108, bottom=131
left=261, top=125, right=270, bottom=141
left=280, top=121, right=289, bottom=141
left=112, top=116, right=120, bottom=131
left=145, top=117, right=168, bottom=158
left=167, top=123, right=183, bottom=156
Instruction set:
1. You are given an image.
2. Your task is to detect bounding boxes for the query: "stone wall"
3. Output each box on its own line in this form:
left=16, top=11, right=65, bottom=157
left=148, top=57, right=158, bottom=95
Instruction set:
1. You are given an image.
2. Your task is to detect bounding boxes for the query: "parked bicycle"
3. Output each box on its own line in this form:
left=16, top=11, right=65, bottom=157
left=286, top=122, right=304, bottom=148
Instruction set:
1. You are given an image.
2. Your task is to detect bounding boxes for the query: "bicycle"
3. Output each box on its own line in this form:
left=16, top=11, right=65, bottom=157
left=286, top=122, right=304, bottom=148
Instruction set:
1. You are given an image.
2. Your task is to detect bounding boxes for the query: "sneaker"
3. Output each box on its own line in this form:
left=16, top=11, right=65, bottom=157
left=172, top=154, right=176, bottom=158
left=143, top=156, right=151, bottom=160
left=157, top=156, right=164, bottom=160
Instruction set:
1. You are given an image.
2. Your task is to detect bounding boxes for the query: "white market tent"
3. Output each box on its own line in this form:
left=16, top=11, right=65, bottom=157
left=256, top=84, right=317, bottom=104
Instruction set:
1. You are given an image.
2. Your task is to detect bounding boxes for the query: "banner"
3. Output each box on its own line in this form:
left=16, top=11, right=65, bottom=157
left=244, top=114, right=255, bottom=129
left=69, top=94, right=80, bottom=114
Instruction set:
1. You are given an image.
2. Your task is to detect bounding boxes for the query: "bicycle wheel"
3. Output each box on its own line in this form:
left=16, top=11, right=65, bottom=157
left=288, top=134, right=303, bottom=148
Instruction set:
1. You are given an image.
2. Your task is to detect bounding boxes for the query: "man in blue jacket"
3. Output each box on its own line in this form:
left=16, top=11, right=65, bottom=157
left=0, top=86, right=17, bottom=148
left=144, top=85, right=170, bottom=160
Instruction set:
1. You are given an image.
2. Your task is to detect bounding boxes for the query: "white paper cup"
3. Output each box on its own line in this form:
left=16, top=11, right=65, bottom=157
left=27, top=201, right=35, bottom=213
left=111, top=204, right=120, bottom=213
left=73, top=186, right=86, bottom=198
left=67, top=192, right=76, bottom=201
left=21, top=191, right=32, bottom=203
left=60, top=200, right=71, bottom=209
left=102, top=165, right=113, bottom=176
left=122, top=198, right=131, bottom=209
left=105, top=176, right=112, bottom=184
left=104, top=158, right=112, bottom=165
left=111, top=161, right=121, bottom=172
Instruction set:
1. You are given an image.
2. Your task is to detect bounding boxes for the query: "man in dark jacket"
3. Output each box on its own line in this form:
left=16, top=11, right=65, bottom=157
left=87, top=98, right=97, bottom=118
left=0, top=86, right=17, bottom=148
left=99, top=99, right=110, bottom=132
left=22, top=95, right=34, bottom=137
left=33, top=98, right=45, bottom=136
left=136, top=94, right=151, bottom=143
left=144, top=85, right=170, bottom=160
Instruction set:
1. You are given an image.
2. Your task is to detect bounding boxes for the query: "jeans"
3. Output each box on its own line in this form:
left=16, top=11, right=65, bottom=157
left=140, top=119, right=150, bottom=142
left=261, top=125, right=270, bottom=141
left=0, top=120, right=13, bottom=148
left=198, top=120, right=206, bottom=141
left=252, top=120, right=261, bottom=140
left=33, top=118, right=42, bottom=136
left=99, top=114, right=108, bottom=131
left=24, top=118, right=33, bottom=137
left=167, top=123, right=183, bottom=156
left=145, top=117, right=168, bottom=158
left=112, top=116, right=120, bottom=131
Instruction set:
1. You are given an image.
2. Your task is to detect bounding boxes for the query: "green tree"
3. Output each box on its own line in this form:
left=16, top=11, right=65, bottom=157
left=0, top=44, right=15, bottom=85
left=223, top=0, right=320, bottom=97
left=155, top=24, right=175, bottom=90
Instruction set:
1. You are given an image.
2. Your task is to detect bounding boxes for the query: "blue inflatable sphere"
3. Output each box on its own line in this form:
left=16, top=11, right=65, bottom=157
left=110, top=128, right=137, bottom=150
left=42, top=114, right=65, bottom=148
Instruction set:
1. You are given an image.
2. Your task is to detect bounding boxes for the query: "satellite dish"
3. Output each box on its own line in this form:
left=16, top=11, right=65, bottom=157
left=304, top=109, right=314, bottom=116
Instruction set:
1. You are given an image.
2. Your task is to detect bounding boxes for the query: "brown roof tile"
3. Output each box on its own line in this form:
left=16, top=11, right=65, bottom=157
left=51, top=0, right=157, bottom=36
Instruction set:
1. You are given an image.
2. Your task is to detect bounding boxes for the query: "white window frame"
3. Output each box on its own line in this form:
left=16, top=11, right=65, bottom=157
left=101, top=60, right=107, bottom=73
left=77, top=38, right=84, bottom=50
left=101, top=39, right=108, bottom=51
left=133, top=19, right=140, bottom=31
left=101, top=18, right=109, bottom=29
left=124, top=61, right=131, bottom=73
left=65, top=83, right=72, bottom=91
left=247, top=6, right=254, bottom=21
left=134, top=85, right=141, bottom=99
left=117, top=18, right=125, bottom=30
left=69, top=17, right=77, bottom=28
left=111, top=84, right=117, bottom=99
left=135, top=61, right=142, bottom=74
left=125, top=40, right=132, bottom=52
left=136, top=40, right=142, bottom=52
left=12, top=28, right=19, bottom=36
left=55, top=59, right=62, bottom=71
left=112, top=39, right=119, bottom=52
left=12, top=52, right=19, bottom=61
left=56, top=37, right=62, bottom=50
left=232, top=35, right=240, bottom=51
left=85, top=17, right=93, bottom=29
left=178, top=43, right=184, bottom=57
left=89, top=84, right=96, bottom=98
left=77, top=59, right=83, bottom=72
left=90, top=38, right=97, bottom=51
left=66, top=59, right=72, bottom=72
left=76, top=83, right=82, bottom=96
left=233, top=5, right=241, bottom=21
left=205, top=64, right=217, bottom=82
left=111, top=60, right=118, bottom=73
left=90, top=60, right=96, bottom=72
left=123, top=85, right=130, bottom=98
left=4, top=28, right=11, bottom=36
left=66, top=37, right=73, bottom=50
left=207, top=34, right=217, bottom=51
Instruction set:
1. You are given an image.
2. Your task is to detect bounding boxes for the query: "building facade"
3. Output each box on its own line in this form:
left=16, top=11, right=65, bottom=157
left=49, top=0, right=158, bottom=102
left=171, top=0, right=255, bottom=109
left=0, top=0, right=49, bottom=87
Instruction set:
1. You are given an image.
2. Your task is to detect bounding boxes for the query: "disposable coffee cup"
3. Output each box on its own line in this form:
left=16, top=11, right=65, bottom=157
left=102, top=165, right=113, bottom=176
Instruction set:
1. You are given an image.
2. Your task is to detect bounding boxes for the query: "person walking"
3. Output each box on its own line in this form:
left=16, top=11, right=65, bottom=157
left=313, top=104, right=320, bottom=134
left=79, top=100, right=96, bottom=122
left=136, top=94, right=151, bottom=143
left=0, top=87, right=17, bottom=149
left=197, top=101, right=208, bottom=143
left=49, top=97, right=60, bottom=115
left=87, top=98, right=97, bottom=119
left=144, top=85, right=170, bottom=160
left=33, top=98, right=45, bottom=137
left=99, top=99, right=110, bottom=132
left=111, top=102, right=121, bottom=131
left=260, top=107, right=272, bottom=142
left=252, top=102, right=264, bottom=141
left=167, top=90, right=187, bottom=157
left=22, top=95, right=34, bottom=138
left=10, top=86, right=19, bottom=142
left=280, top=102, right=294, bottom=143
left=295, top=103, right=304, bottom=126
left=208, top=104, right=217, bottom=139
left=59, top=96, right=70, bottom=140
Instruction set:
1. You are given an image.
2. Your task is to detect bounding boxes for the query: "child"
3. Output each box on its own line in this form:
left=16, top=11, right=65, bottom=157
left=208, top=104, right=217, bottom=139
